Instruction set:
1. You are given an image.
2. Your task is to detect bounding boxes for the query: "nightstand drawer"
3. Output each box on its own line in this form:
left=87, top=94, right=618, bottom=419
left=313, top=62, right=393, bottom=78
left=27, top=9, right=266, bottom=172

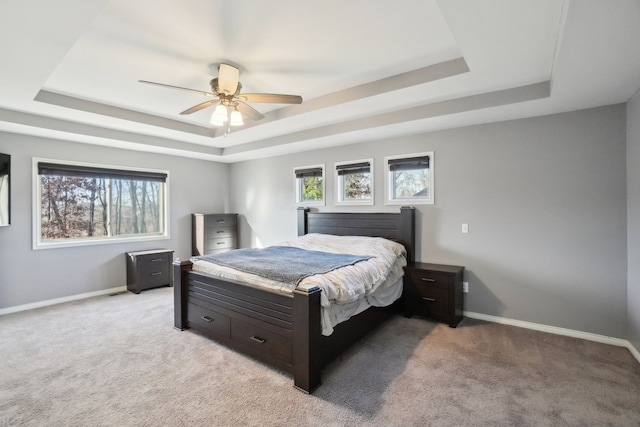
left=137, top=253, right=171, bottom=285
left=408, top=270, right=453, bottom=289
left=413, top=283, right=449, bottom=315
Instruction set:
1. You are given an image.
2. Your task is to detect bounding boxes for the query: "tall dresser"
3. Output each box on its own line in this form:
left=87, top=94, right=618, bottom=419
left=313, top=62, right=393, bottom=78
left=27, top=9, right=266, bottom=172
left=191, top=213, right=238, bottom=256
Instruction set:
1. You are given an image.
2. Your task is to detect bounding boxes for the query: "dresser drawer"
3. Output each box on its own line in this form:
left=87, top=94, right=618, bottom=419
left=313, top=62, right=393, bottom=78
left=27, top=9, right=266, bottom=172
left=231, top=319, right=292, bottom=365
left=204, top=226, right=235, bottom=239
left=188, top=303, right=231, bottom=339
left=204, top=237, right=236, bottom=253
left=205, top=215, right=237, bottom=228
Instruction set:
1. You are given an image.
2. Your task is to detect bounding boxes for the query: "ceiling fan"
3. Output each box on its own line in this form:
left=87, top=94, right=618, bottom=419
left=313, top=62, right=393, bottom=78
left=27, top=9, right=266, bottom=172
left=139, top=63, right=303, bottom=128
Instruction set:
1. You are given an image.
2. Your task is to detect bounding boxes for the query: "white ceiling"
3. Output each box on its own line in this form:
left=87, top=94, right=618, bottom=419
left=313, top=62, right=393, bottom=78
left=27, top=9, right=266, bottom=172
left=1, top=0, right=639, bottom=163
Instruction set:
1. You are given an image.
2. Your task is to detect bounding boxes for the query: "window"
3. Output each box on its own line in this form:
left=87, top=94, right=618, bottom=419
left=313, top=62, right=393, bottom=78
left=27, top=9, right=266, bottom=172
left=34, top=159, right=169, bottom=249
left=385, top=152, right=434, bottom=205
left=335, top=159, right=373, bottom=206
left=294, top=164, right=325, bottom=206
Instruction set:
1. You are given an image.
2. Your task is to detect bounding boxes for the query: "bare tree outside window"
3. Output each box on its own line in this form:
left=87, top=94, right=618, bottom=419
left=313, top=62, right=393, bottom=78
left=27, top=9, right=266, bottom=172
left=386, top=152, right=434, bottom=205
left=36, top=161, right=167, bottom=248
left=335, top=159, right=373, bottom=206
left=393, top=169, right=428, bottom=199
left=344, top=172, right=371, bottom=199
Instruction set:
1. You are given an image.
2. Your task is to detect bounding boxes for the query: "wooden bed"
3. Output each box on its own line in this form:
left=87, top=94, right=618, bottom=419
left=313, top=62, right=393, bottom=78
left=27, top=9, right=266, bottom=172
left=173, top=206, right=415, bottom=393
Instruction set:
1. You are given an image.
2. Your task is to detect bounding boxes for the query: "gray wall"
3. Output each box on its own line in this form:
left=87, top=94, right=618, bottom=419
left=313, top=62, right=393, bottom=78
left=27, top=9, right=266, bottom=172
left=230, top=104, right=628, bottom=339
left=1, top=102, right=634, bottom=344
left=0, top=132, right=229, bottom=309
left=628, top=91, right=640, bottom=350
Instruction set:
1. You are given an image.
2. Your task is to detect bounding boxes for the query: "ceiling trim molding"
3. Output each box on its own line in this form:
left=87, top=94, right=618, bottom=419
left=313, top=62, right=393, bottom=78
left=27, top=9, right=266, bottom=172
left=237, top=57, right=470, bottom=129
left=34, top=90, right=218, bottom=138
left=223, top=81, right=551, bottom=156
left=0, top=107, right=223, bottom=157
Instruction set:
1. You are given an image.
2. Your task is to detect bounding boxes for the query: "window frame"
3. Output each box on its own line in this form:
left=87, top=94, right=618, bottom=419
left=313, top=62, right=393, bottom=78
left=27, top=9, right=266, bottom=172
left=32, top=158, right=170, bottom=250
left=293, top=164, right=325, bottom=207
left=334, top=158, right=374, bottom=206
left=384, top=151, right=434, bottom=205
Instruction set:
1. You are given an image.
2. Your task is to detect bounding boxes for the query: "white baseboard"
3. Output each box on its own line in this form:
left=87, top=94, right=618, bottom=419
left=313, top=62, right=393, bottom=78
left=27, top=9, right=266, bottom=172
left=628, top=341, right=640, bottom=364
left=464, top=311, right=640, bottom=365
left=0, top=286, right=128, bottom=316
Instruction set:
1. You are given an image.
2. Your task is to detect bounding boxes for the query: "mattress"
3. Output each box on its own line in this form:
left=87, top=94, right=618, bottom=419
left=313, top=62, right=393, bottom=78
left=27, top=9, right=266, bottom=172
left=191, top=233, right=407, bottom=335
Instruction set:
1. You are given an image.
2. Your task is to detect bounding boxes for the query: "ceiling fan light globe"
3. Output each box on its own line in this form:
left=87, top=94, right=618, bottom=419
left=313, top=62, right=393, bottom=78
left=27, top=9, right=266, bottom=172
left=211, top=104, right=229, bottom=124
left=230, top=110, right=244, bottom=126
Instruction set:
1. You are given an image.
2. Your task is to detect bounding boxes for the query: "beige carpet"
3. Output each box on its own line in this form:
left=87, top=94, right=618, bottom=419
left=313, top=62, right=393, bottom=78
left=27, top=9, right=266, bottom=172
left=1, top=287, right=639, bottom=426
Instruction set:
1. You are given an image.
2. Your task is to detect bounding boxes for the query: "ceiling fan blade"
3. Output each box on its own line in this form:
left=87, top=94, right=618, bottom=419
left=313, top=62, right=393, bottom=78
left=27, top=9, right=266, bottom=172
left=138, top=80, right=215, bottom=97
left=180, top=99, right=219, bottom=115
left=237, top=101, right=265, bottom=121
left=240, top=93, right=303, bottom=104
left=217, top=64, right=240, bottom=95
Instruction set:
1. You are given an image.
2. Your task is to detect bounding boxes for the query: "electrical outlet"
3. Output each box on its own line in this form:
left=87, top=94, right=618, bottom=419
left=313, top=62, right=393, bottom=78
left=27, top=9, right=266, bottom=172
left=462, top=223, right=469, bottom=233
left=462, top=281, right=469, bottom=293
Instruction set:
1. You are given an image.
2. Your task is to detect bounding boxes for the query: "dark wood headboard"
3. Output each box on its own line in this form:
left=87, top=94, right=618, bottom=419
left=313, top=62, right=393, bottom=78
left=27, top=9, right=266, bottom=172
left=296, top=207, right=416, bottom=263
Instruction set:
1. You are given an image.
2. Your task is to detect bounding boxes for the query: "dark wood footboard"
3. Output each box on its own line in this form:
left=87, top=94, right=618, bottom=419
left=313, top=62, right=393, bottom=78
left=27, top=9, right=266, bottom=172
left=174, top=260, right=324, bottom=392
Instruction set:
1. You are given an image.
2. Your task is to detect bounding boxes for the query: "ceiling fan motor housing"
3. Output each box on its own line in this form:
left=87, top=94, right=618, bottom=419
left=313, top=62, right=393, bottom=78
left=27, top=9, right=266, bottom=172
left=210, top=78, right=242, bottom=97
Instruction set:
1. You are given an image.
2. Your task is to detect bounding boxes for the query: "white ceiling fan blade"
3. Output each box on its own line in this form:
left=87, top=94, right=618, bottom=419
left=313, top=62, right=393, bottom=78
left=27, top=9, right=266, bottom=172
left=218, top=63, right=240, bottom=95
left=138, top=80, right=215, bottom=97
left=237, top=101, right=265, bottom=121
left=240, top=93, right=303, bottom=104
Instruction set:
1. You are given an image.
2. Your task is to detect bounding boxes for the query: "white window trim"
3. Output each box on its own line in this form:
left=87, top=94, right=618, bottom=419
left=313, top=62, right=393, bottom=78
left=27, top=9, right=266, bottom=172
left=293, top=164, right=325, bottom=207
left=384, top=151, right=434, bottom=205
left=334, top=158, right=374, bottom=206
left=32, top=158, right=170, bottom=250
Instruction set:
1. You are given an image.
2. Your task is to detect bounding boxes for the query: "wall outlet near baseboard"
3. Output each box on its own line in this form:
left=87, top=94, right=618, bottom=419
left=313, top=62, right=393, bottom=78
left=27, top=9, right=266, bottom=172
left=463, top=281, right=469, bottom=293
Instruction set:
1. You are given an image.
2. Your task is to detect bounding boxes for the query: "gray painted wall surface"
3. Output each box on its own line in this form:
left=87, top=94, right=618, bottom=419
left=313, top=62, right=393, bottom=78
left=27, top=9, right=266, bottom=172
left=628, top=91, right=640, bottom=350
left=230, top=104, right=628, bottom=338
left=0, top=133, right=229, bottom=309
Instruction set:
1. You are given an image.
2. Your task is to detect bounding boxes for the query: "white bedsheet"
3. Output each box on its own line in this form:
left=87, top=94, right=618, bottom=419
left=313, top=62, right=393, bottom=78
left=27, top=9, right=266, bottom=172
left=191, top=233, right=407, bottom=335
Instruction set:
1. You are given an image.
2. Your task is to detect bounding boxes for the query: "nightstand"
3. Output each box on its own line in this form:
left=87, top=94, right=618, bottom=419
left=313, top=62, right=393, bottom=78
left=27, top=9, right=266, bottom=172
left=404, top=262, right=464, bottom=327
left=126, top=249, right=174, bottom=294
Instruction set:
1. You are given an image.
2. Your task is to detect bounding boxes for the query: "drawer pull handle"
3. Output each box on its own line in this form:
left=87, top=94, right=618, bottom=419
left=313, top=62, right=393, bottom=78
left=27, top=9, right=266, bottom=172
left=201, top=316, right=214, bottom=323
left=217, top=220, right=226, bottom=224
left=217, top=242, right=225, bottom=245
left=150, top=272, right=163, bottom=276
left=150, top=258, right=162, bottom=262
left=250, top=336, right=266, bottom=344
left=421, top=278, right=436, bottom=282
left=217, top=230, right=225, bottom=234
left=422, top=297, right=436, bottom=302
